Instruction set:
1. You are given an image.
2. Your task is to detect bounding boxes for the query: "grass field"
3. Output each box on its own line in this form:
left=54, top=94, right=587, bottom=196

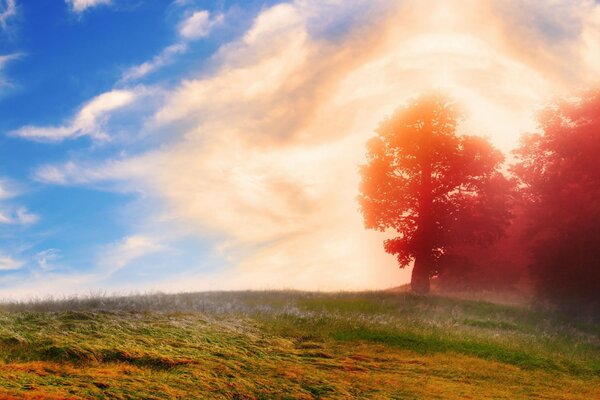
left=0, top=291, right=598, bottom=399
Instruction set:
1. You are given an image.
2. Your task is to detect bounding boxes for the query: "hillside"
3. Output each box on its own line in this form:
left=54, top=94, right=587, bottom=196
left=0, top=291, right=598, bottom=399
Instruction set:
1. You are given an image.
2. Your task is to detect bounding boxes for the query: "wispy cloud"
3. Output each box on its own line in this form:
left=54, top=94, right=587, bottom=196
left=35, top=249, right=60, bottom=271
left=34, top=159, right=139, bottom=185
left=0, top=254, right=23, bottom=271
left=120, top=43, right=188, bottom=83
left=32, top=1, right=405, bottom=290
left=118, top=6, right=226, bottom=83
left=0, top=207, right=38, bottom=225
left=0, top=236, right=164, bottom=299
left=0, top=177, right=37, bottom=225
left=0, top=53, right=20, bottom=90
left=24, top=0, right=600, bottom=292
left=100, top=235, right=164, bottom=273
left=179, top=10, right=223, bottom=40
left=11, top=89, right=138, bottom=142
left=66, top=0, right=110, bottom=13
left=0, top=177, right=17, bottom=200
left=0, top=0, right=16, bottom=30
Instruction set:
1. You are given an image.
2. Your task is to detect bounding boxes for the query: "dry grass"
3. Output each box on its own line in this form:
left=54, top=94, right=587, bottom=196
left=0, top=291, right=597, bottom=399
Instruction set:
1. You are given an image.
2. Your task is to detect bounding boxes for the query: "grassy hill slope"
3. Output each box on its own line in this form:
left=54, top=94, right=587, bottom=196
left=0, top=291, right=598, bottom=399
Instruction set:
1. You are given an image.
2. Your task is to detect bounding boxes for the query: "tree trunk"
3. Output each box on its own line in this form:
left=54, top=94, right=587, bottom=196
left=412, top=121, right=434, bottom=294
left=411, top=253, right=431, bottom=294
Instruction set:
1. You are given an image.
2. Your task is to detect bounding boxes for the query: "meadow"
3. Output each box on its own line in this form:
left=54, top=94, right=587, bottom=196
left=0, top=290, right=597, bottom=399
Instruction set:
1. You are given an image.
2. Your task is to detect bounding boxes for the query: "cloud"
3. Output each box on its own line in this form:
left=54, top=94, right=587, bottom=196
left=100, top=235, right=164, bottom=273
left=0, top=207, right=38, bottom=225
left=34, top=159, right=142, bottom=185
left=179, top=10, right=223, bottom=40
left=0, top=53, right=20, bottom=90
left=0, top=177, right=37, bottom=225
left=35, top=249, right=61, bottom=270
left=120, top=43, right=188, bottom=83
left=33, top=1, right=409, bottom=290
left=0, top=177, right=17, bottom=200
left=0, top=236, right=164, bottom=299
left=11, top=89, right=138, bottom=142
left=0, top=254, right=23, bottom=271
left=34, top=163, right=76, bottom=185
left=0, top=0, right=16, bottom=30
left=66, top=0, right=110, bottom=13
left=0, top=212, right=11, bottom=224
left=0, top=271, right=99, bottom=299
left=120, top=7, right=227, bottom=83
left=29, top=0, right=600, bottom=292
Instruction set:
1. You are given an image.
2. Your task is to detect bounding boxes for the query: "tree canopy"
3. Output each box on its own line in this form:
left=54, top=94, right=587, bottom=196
left=513, top=90, right=600, bottom=316
left=359, top=93, right=512, bottom=293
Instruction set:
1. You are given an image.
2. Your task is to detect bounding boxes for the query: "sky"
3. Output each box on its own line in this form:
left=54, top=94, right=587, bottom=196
left=0, top=0, right=599, bottom=298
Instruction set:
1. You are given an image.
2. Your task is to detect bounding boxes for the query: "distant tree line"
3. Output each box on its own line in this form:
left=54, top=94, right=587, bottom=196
left=359, top=91, right=600, bottom=319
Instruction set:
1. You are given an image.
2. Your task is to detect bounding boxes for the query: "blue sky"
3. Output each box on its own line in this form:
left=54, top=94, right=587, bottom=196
left=0, top=0, right=598, bottom=297
left=0, top=0, right=266, bottom=295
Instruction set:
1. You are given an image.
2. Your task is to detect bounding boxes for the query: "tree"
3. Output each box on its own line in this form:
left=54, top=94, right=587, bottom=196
left=513, top=90, right=600, bottom=317
left=435, top=204, right=529, bottom=291
left=359, top=93, right=512, bottom=293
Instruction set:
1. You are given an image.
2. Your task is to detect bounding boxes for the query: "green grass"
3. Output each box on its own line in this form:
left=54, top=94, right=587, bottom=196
left=0, top=291, right=597, bottom=399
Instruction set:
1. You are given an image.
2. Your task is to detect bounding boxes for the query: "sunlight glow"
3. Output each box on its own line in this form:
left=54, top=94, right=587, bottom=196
left=2, top=0, right=600, bottom=297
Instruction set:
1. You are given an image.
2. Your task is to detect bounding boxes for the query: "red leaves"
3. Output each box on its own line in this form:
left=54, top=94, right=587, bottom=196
left=513, top=89, right=600, bottom=314
left=358, top=93, right=512, bottom=270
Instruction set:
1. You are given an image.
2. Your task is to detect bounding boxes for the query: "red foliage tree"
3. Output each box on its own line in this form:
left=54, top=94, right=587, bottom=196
left=359, top=93, right=512, bottom=293
left=435, top=204, right=529, bottom=291
left=513, top=90, right=600, bottom=316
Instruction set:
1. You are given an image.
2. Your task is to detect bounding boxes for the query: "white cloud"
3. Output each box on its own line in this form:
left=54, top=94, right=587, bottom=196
left=120, top=43, right=188, bottom=83
left=25, top=0, right=600, bottom=292
left=0, top=177, right=17, bottom=200
left=0, top=53, right=20, bottom=90
left=36, top=249, right=60, bottom=270
left=0, top=237, right=164, bottom=299
left=34, top=164, right=72, bottom=185
left=0, top=54, right=18, bottom=67
left=11, top=89, right=138, bottom=142
left=243, top=3, right=302, bottom=45
left=14, top=207, right=38, bottom=224
left=0, top=272, right=98, bottom=299
left=34, top=159, right=141, bottom=186
left=0, top=0, right=16, bottom=30
left=179, top=10, right=223, bottom=40
left=66, top=0, right=110, bottom=13
left=0, top=212, right=10, bottom=224
left=0, top=207, right=38, bottom=225
left=120, top=7, right=226, bottom=83
left=0, top=254, right=23, bottom=271
left=100, top=235, right=164, bottom=273
left=0, top=177, right=37, bottom=225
